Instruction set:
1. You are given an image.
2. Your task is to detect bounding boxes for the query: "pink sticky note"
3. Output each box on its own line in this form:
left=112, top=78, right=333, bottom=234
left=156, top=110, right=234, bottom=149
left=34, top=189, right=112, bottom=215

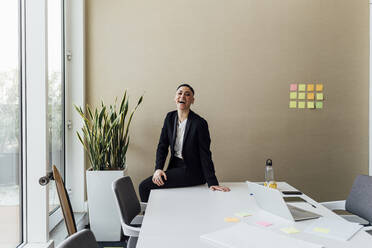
left=256, top=221, right=273, bottom=227
left=290, top=84, right=297, bottom=91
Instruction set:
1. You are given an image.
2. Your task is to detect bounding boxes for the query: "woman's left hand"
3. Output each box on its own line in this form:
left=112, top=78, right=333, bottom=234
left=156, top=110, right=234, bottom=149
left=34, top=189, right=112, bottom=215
left=209, top=185, right=230, bottom=192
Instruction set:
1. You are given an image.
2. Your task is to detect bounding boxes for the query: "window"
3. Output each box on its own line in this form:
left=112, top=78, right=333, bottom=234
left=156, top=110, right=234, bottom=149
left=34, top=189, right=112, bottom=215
left=48, top=0, right=65, bottom=220
left=0, top=0, right=22, bottom=246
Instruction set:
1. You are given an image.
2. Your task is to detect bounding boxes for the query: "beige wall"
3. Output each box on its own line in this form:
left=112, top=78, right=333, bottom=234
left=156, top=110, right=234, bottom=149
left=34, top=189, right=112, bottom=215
left=86, top=0, right=369, bottom=201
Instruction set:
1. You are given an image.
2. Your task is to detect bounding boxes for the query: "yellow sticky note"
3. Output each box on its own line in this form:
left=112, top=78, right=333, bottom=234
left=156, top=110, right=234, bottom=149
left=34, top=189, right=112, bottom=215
left=298, top=102, right=305, bottom=109
left=316, top=93, right=323, bottom=100
left=307, top=93, right=314, bottom=100
left=307, top=101, right=314, bottom=109
left=235, top=212, right=252, bottom=218
left=289, top=101, right=297, bottom=108
left=298, top=84, right=306, bottom=91
left=313, top=227, right=330, bottom=234
left=290, top=92, right=297, bottom=99
left=316, top=84, right=323, bottom=91
left=224, top=217, right=240, bottom=223
left=316, top=102, right=323, bottom=109
left=280, top=227, right=300, bottom=234
left=298, top=92, right=305, bottom=100
left=307, top=84, right=314, bottom=91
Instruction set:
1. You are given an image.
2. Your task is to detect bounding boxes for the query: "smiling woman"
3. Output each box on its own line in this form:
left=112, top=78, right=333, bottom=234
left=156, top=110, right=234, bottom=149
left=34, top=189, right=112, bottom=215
left=138, top=84, right=230, bottom=202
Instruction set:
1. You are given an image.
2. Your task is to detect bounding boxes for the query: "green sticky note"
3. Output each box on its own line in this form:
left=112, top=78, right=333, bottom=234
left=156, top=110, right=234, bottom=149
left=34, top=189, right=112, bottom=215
left=280, top=227, right=300, bottom=234
left=316, top=102, right=323, bottom=109
left=290, top=92, right=297, bottom=99
left=316, top=93, right=323, bottom=100
left=307, top=101, right=314, bottom=109
left=289, top=101, right=297, bottom=108
left=313, top=227, right=330, bottom=234
left=235, top=212, right=252, bottom=218
left=298, top=92, right=305, bottom=100
left=298, top=102, right=305, bottom=109
left=298, top=84, right=306, bottom=91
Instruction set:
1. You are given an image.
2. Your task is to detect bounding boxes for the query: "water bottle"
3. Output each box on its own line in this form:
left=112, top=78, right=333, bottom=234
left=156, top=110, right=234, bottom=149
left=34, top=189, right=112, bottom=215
left=264, top=159, right=277, bottom=189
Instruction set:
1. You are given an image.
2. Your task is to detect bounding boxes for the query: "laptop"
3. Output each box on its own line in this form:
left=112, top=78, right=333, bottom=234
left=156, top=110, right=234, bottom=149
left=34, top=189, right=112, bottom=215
left=246, top=182, right=321, bottom=221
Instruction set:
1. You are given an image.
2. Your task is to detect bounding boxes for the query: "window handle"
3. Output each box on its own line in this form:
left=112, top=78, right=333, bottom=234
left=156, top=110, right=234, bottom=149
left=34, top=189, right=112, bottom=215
left=39, top=171, right=54, bottom=186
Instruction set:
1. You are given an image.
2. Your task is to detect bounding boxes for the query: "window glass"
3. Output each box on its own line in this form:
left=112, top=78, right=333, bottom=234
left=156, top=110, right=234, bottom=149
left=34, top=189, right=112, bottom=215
left=48, top=0, right=65, bottom=214
left=0, top=0, right=22, bottom=246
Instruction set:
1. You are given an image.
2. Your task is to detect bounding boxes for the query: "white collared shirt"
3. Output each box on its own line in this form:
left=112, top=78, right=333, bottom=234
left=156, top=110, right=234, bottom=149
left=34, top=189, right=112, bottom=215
left=174, top=119, right=187, bottom=159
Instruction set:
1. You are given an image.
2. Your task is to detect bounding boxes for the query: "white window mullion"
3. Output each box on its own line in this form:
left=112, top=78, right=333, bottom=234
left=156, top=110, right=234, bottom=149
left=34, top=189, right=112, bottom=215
left=65, top=0, right=86, bottom=213
left=24, top=0, right=52, bottom=246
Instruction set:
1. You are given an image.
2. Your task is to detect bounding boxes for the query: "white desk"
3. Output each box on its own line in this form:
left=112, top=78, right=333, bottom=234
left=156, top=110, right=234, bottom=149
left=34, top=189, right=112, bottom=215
left=136, top=182, right=372, bottom=248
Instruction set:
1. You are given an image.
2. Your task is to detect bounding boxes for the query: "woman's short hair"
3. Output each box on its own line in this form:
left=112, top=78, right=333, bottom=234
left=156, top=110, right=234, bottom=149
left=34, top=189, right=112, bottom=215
left=176, top=83, right=195, bottom=95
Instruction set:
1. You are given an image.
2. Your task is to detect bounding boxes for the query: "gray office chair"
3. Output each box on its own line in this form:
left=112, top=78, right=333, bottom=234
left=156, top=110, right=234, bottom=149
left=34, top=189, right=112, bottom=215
left=56, top=229, right=99, bottom=248
left=322, top=174, right=372, bottom=227
left=112, top=176, right=147, bottom=248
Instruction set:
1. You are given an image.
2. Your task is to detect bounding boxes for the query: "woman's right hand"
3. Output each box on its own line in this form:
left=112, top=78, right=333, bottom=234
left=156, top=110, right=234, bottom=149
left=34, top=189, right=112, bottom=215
left=152, top=169, right=167, bottom=186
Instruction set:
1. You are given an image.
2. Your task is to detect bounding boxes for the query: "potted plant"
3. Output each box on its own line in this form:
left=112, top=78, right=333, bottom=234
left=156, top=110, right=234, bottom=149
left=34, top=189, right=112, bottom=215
left=75, top=91, right=143, bottom=241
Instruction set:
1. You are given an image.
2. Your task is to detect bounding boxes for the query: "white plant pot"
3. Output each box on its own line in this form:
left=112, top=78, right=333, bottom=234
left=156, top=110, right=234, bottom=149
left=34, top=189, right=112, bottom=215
left=86, top=169, right=125, bottom=241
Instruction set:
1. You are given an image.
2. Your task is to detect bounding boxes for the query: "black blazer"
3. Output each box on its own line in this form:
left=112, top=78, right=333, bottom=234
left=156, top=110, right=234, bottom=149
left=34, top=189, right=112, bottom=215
left=155, top=110, right=219, bottom=187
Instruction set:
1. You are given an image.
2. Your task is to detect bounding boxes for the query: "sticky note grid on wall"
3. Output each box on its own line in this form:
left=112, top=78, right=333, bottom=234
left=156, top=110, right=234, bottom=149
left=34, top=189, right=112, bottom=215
left=289, top=83, right=324, bottom=109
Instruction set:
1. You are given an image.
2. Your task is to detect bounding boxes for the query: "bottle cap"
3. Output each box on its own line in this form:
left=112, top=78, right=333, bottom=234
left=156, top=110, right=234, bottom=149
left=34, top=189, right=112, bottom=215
left=266, top=159, right=272, bottom=166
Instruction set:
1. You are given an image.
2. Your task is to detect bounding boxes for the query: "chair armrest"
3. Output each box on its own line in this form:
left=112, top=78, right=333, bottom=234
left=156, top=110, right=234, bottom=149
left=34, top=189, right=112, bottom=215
left=131, top=215, right=144, bottom=225
left=140, top=202, right=147, bottom=212
left=121, top=220, right=141, bottom=237
left=363, top=225, right=372, bottom=230
left=321, top=200, right=346, bottom=210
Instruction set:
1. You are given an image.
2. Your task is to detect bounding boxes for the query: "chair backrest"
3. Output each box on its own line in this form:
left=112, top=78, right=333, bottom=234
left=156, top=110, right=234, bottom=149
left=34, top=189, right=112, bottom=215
left=53, top=165, right=77, bottom=236
left=345, top=174, right=372, bottom=223
left=112, top=176, right=141, bottom=226
left=57, top=229, right=99, bottom=248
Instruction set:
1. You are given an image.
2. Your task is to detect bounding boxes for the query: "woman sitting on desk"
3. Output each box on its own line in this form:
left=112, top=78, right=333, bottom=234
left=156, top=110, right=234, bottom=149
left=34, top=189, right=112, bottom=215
left=139, top=84, right=230, bottom=202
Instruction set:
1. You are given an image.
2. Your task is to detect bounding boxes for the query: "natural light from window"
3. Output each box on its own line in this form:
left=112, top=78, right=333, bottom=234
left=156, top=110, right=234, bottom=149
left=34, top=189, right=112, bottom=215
left=0, top=1, right=21, bottom=247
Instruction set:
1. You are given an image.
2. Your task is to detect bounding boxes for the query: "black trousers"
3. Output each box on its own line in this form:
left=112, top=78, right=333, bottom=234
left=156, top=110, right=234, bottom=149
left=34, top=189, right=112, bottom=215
left=139, top=157, right=204, bottom=202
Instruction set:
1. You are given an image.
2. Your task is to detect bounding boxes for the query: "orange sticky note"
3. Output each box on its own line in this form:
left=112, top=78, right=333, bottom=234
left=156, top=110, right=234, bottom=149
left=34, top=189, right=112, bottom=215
left=316, top=84, right=323, bottom=91
left=307, top=84, right=314, bottom=91
left=307, top=93, right=314, bottom=100
left=224, top=217, right=240, bottom=223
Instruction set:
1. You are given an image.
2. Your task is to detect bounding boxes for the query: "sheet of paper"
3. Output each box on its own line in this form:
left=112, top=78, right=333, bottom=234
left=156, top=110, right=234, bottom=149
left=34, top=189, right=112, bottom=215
left=316, top=84, right=323, bottom=91
left=315, top=102, right=323, bottom=109
left=307, top=102, right=315, bottom=109
left=307, top=92, right=314, bottom=100
left=289, top=101, right=297, bottom=108
left=304, top=217, right=363, bottom=241
left=298, top=102, right=305, bottom=109
left=224, top=217, right=240, bottom=223
left=280, top=227, right=300, bottom=234
left=235, top=212, right=252, bottom=218
left=201, top=223, right=324, bottom=248
left=290, top=84, right=297, bottom=91
left=290, top=92, right=297, bottom=99
left=256, top=221, right=272, bottom=227
left=298, top=84, right=306, bottom=91
left=307, top=84, right=314, bottom=91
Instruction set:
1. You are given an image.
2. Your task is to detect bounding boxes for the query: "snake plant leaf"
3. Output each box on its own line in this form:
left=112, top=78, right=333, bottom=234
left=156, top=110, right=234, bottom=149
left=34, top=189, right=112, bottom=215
left=75, top=91, right=143, bottom=170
